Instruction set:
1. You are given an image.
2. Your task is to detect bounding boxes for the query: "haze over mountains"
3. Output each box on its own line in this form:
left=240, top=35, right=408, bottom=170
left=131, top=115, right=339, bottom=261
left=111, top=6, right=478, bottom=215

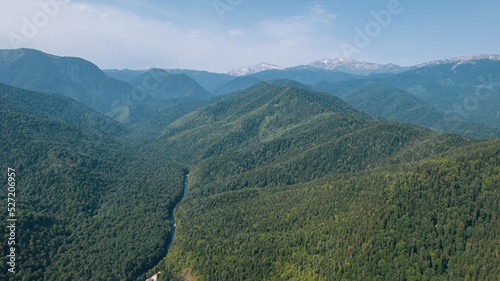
left=0, top=49, right=147, bottom=113
left=227, top=62, right=286, bottom=76
left=1, top=48, right=499, bottom=280
left=1, top=48, right=499, bottom=139
left=308, top=57, right=407, bottom=75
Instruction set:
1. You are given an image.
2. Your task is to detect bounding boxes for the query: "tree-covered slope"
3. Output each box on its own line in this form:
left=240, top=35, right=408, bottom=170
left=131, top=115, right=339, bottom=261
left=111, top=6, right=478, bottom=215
left=0, top=86, right=185, bottom=280
left=157, top=83, right=374, bottom=163
left=104, top=68, right=234, bottom=93
left=379, top=59, right=500, bottom=129
left=311, top=80, right=500, bottom=139
left=131, top=69, right=211, bottom=101
left=164, top=69, right=234, bottom=93
left=0, top=82, right=125, bottom=136
left=159, top=138, right=500, bottom=281
left=0, top=49, right=149, bottom=113
left=213, top=76, right=263, bottom=96
left=2, top=52, right=500, bottom=281
left=123, top=84, right=500, bottom=281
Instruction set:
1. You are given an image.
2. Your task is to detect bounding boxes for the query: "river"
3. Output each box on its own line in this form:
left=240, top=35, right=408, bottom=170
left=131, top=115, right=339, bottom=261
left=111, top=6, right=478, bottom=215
left=134, top=174, right=188, bottom=280
left=166, top=174, right=188, bottom=252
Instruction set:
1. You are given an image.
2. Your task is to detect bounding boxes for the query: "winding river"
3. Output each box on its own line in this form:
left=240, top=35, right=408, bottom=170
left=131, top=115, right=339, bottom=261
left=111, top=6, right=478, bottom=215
left=135, top=174, right=188, bottom=280
left=166, top=174, right=188, bottom=252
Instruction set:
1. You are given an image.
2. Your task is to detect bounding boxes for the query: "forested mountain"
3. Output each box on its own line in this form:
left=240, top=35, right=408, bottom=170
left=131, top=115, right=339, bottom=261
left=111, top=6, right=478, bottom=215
left=378, top=58, right=500, bottom=129
left=214, top=56, right=500, bottom=138
left=1, top=50, right=499, bottom=281
left=0, top=83, right=125, bottom=136
left=311, top=80, right=500, bottom=139
left=102, top=69, right=213, bottom=125
left=103, top=69, right=147, bottom=84
left=104, top=68, right=233, bottom=93
left=133, top=82, right=500, bottom=280
left=164, top=69, right=234, bottom=92
left=0, top=49, right=148, bottom=113
left=156, top=83, right=374, bottom=163
left=0, top=85, right=185, bottom=280
left=213, top=76, right=263, bottom=96
left=6, top=48, right=497, bottom=137
left=249, top=65, right=363, bottom=84
left=160, top=136, right=500, bottom=281
left=131, top=69, right=211, bottom=101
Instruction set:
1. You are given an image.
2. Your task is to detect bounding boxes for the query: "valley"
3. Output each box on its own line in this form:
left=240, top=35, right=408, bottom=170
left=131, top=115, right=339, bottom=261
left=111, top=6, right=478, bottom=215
left=0, top=49, right=499, bottom=280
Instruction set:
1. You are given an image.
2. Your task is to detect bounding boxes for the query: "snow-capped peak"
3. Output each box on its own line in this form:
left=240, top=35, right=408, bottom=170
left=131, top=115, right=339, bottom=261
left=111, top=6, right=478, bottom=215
left=308, top=58, right=406, bottom=76
left=415, top=54, right=500, bottom=68
left=228, top=62, right=286, bottom=76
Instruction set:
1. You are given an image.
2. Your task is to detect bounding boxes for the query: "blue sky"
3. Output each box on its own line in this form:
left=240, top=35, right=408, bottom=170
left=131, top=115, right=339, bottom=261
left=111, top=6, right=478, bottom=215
left=1, top=0, right=499, bottom=72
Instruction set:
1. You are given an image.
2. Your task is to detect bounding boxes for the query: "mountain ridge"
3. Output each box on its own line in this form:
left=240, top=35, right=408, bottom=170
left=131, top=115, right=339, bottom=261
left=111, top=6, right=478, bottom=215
left=0, top=48, right=149, bottom=114
left=1, top=53, right=499, bottom=280
left=415, top=54, right=500, bottom=68
left=308, top=57, right=408, bottom=76
left=227, top=54, right=500, bottom=76
left=227, top=62, right=286, bottom=76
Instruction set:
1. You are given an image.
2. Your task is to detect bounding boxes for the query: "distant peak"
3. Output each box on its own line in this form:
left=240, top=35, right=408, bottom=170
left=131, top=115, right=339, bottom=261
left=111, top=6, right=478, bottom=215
left=228, top=62, right=286, bottom=76
left=415, top=54, right=500, bottom=68
left=319, top=57, right=355, bottom=64
left=308, top=58, right=406, bottom=76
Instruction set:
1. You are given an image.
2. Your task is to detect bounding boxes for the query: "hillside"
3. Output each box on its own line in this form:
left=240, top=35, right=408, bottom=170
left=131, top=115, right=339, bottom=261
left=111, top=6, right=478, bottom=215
left=103, top=69, right=214, bottom=125
left=224, top=56, right=500, bottom=137
left=250, top=65, right=363, bottom=84
left=103, top=68, right=146, bottom=84
left=131, top=69, right=211, bottom=101
left=160, top=137, right=500, bottom=281
left=105, top=68, right=234, bottom=93
left=213, top=76, right=263, bottom=96
left=156, top=83, right=374, bottom=162
left=1, top=51, right=499, bottom=281
left=0, top=49, right=148, bottom=113
left=379, top=59, right=500, bottom=129
left=135, top=83, right=500, bottom=280
left=0, top=85, right=185, bottom=281
left=161, top=69, right=234, bottom=92
left=312, top=81, right=500, bottom=139
left=0, top=82, right=125, bottom=136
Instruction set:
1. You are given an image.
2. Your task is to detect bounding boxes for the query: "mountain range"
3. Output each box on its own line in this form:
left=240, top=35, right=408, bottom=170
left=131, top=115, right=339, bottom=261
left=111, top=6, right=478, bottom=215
left=2, top=48, right=499, bottom=139
left=1, top=48, right=499, bottom=280
left=308, top=57, right=408, bottom=75
left=229, top=54, right=500, bottom=77
left=227, top=62, right=286, bottom=76
left=0, top=49, right=147, bottom=113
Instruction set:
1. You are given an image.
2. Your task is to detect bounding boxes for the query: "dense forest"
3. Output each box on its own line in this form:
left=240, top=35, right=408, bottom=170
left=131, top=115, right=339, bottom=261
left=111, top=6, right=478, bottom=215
left=1, top=53, right=499, bottom=280
left=0, top=84, right=186, bottom=280
left=156, top=138, right=500, bottom=280
left=141, top=85, right=500, bottom=280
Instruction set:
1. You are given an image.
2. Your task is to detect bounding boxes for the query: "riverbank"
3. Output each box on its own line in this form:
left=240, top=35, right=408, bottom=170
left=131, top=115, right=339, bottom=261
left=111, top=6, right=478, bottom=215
left=133, top=173, right=189, bottom=280
left=166, top=174, right=188, bottom=252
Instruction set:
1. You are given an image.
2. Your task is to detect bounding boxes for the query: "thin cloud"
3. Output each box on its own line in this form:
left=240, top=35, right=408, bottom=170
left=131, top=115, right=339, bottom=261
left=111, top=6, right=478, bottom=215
left=0, top=2, right=336, bottom=72
left=72, top=3, right=96, bottom=13
left=0, top=1, right=498, bottom=72
left=258, top=5, right=337, bottom=39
